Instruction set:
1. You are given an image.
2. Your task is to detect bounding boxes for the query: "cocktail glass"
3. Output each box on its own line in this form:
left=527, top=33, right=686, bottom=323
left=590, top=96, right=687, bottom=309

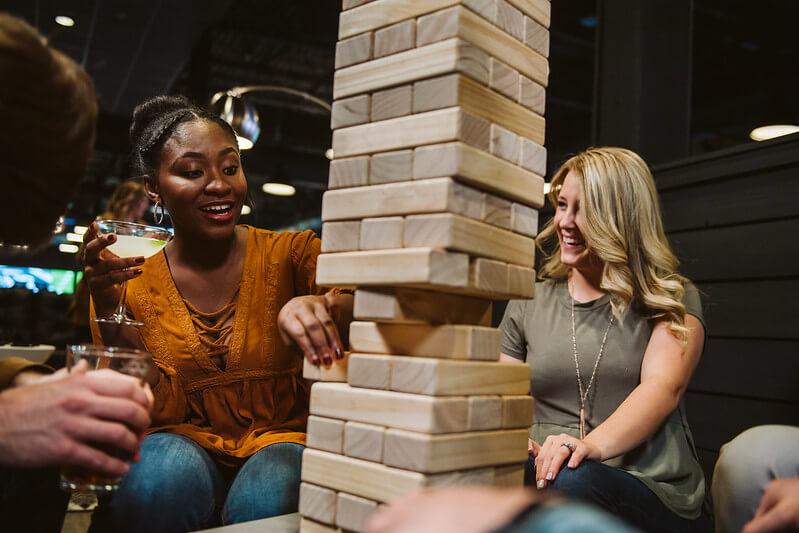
left=92, top=220, right=171, bottom=327
left=59, top=344, right=154, bottom=493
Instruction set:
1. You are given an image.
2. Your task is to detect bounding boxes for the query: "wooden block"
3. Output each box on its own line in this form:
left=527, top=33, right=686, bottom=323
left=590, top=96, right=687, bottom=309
left=413, top=142, right=544, bottom=207
left=360, top=217, right=404, bottom=249
left=350, top=321, right=500, bottom=361
left=390, top=356, right=530, bottom=395
left=343, top=0, right=374, bottom=9
left=316, top=247, right=469, bottom=289
left=506, top=0, right=550, bottom=28
left=332, top=107, right=490, bottom=158
left=510, top=203, right=538, bottom=237
left=334, top=38, right=489, bottom=99
left=339, top=0, right=461, bottom=40
left=306, top=415, right=345, bottom=454
left=353, top=287, right=492, bottom=326
left=483, top=193, right=513, bottom=230
left=321, top=221, right=361, bottom=253
left=374, top=19, right=415, bottom=58
left=299, top=483, right=337, bottom=525
left=494, top=464, right=525, bottom=486
left=336, top=492, right=378, bottom=532
left=489, top=58, right=520, bottom=101
left=507, top=264, right=536, bottom=298
left=468, top=395, right=502, bottom=430
left=369, top=150, right=412, bottom=184
left=383, top=428, right=528, bottom=473
left=470, top=257, right=509, bottom=294
left=518, top=138, right=547, bottom=176
left=413, top=73, right=459, bottom=114
left=309, top=383, right=468, bottom=433
left=496, top=0, right=524, bottom=41
left=489, top=124, right=521, bottom=167
left=502, top=395, right=534, bottom=429
left=370, top=86, right=412, bottom=122
left=462, top=0, right=497, bottom=22
left=344, top=421, right=385, bottom=462
left=347, top=353, right=392, bottom=390
left=404, top=213, right=535, bottom=267
left=335, top=33, right=373, bottom=69
left=517, top=76, right=546, bottom=117
left=321, top=177, right=482, bottom=222
left=300, top=517, right=340, bottom=533
left=331, top=94, right=371, bottom=130
left=329, top=156, right=369, bottom=189
left=523, top=15, right=549, bottom=57
left=416, top=7, right=461, bottom=47
left=303, top=352, right=350, bottom=382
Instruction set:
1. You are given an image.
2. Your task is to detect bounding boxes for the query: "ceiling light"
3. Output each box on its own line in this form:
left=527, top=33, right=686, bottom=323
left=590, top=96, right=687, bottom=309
left=59, top=243, right=79, bottom=254
left=237, top=136, right=253, bottom=150
left=210, top=92, right=260, bottom=150
left=66, top=233, right=83, bottom=243
left=262, top=183, right=296, bottom=196
left=749, top=125, right=799, bottom=141
left=241, top=205, right=252, bottom=215
left=73, top=225, right=88, bottom=235
left=55, top=16, right=75, bottom=27
left=543, top=182, right=552, bottom=195
left=325, top=148, right=334, bottom=160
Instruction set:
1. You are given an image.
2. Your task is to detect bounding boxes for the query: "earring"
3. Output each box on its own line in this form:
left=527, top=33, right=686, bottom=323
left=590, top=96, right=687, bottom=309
left=154, top=201, right=164, bottom=225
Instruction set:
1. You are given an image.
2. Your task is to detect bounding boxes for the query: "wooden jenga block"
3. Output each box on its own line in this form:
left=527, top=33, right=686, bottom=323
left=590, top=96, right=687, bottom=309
left=370, top=86, right=412, bottom=122
left=374, top=19, right=415, bottom=58
left=510, top=202, right=539, bottom=237
left=300, top=517, right=340, bottom=533
left=343, top=0, right=375, bottom=9
left=483, top=192, right=513, bottom=230
left=518, top=75, right=545, bottom=115
left=507, top=264, right=536, bottom=298
left=321, top=221, right=361, bottom=253
left=329, top=156, right=369, bottom=189
left=334, top=38, right=489, bottom=99
left=353, top=287, right=492, bottom=326
left=339, top=0, right=461, bottom=40
left=403, top=213, right=535, bottom=267
left=468, top=395, right=503, bottom=430
left=494, top=464, right=525, bottom=486
left=383, top=428, right=528, bottom=473
left=299, top=483, right=337, bottom=525
left=389, top=356, right=530, bottom=395
left=331, top=95, right=371, bottom=130
left=416, top=7, right=461, bottom=47
left=349, top=321, right=500, bottom=361
left=309, top=383, right=469, bottom=433
left=502, top=395, right=535, bottom=429
left=307, top=415, right=345, bottom=454
left=489, top=124, right=521, bottom=167
left=496, top=0, right=524, bottom=41
left=523, top=16, right=549, bottom=57
left=412, top=73, right=459, bottom=113
left=507, top=0, right=551, bottom=28
left=359, top=217, right=404, bottom=250
left=335, top=33, right=373, bottom=69
left=344, top=421, right=385, bottom=462
left=336, top=492, right=378, bottom=533
left=347, top=353, right=392, bottom=390
left=316, top=248, right=469, bottom=289
left=518, top=138, right=547, bottom=176
left=303, top=353, right=350, bottom=382
left=470, top=257, right=509, bottom=294
left=332, top=107, right=490, bottom=158
left=413, top=142, right=545, bottom=207
left=489, top=58, right=520, bottom=101
left=321, top=177, right=482, bottom=222
left=369, top=150, right=412, bottom=184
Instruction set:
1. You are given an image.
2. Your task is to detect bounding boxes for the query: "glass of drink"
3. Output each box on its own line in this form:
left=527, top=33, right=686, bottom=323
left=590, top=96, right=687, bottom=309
left=59, top=344, right=154, bottom=493
left=92, top=220, right=171, bottom=327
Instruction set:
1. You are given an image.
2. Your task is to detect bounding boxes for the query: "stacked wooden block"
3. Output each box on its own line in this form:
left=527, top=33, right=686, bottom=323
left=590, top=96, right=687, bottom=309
left=300, top=1, right=549, bottom=531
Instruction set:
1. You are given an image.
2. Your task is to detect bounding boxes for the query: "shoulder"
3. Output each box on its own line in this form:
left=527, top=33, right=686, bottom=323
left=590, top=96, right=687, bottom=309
left=681, top=280, right=705, bottom=324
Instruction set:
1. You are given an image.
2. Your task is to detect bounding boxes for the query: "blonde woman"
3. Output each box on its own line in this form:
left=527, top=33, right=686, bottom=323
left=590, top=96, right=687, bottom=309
left=500, top=147, right=711, bottom=532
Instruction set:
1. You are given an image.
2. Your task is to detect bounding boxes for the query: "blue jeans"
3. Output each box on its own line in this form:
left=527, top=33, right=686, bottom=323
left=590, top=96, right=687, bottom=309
left=89, top=433, right=303, bottom=533
left=524, top=456, right=712, bottom=533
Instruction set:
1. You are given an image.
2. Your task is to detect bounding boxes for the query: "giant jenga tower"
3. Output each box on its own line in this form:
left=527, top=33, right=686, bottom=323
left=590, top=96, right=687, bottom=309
left=299, top=1, right=548, bottom=531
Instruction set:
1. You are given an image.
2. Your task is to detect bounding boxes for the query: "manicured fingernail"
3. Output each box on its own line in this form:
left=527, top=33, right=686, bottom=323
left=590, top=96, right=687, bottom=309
left=107, top=234, right=116, bottom=242
left=323, top=350, right=333, bottom=365
left=335, top=348, right=343, bottom=360
left=134, top=269, right=143, bottom=275
left=537, top=480, right=545, bottom=489
left=545, top=472, right=553, bottom=481
left=311, top=353, right=320, bottom=366
left=568, top=462, right=575, bottom=469
left=135, top=257, right=145, bottom=264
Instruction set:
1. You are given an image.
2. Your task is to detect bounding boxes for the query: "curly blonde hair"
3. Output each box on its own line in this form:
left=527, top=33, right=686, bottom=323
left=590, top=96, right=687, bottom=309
left=537, top=147, right=689, bottom=341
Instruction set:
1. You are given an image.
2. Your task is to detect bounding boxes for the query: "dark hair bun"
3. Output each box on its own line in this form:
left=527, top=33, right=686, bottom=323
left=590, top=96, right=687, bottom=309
left=129, top=95, right=195, bottom=145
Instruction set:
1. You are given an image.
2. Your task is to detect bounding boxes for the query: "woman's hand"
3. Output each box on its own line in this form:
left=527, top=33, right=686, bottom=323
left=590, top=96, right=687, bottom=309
left=534, top=433, right=601, bottom=489
left=82, top=222, right=145, bottom=317
left=528, top=438, right=540, bottom=457
left=278, top=293, right=344, bottom=367
left=742, top=478, right=799, bottom=533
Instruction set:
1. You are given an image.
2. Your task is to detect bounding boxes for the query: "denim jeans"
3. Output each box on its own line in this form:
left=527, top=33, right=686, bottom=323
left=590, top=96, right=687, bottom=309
left=0, top=466, right=69, bottom=532
left=89, top=433, right=303, bottom=533
left=524, top=456, right=712, bottom=533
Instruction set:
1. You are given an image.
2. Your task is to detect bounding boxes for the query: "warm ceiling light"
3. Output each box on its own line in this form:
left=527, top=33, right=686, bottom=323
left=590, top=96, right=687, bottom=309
left=237, top=136, right=253, bottom=150
left=543, top=182, right=552, bottom=195
left=749, top=125, right=799, bottom=141
left=73, top=225, right=89, bottom=235
left=241, top=205, right=252, bottom=215
left=59, top=243, right=79, bottom=254
left=55, top=16, right=75, bottom=27
left=325, top=148, right=334, bottom=160
left=66, top=233, right=83, bottom=243
left=262, top=183, right=296, bottom=196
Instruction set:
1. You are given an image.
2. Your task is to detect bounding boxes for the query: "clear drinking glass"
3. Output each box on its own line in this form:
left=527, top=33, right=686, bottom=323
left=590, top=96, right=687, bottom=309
left=92, top=220, right=171, bottom=327
left=59, top=344, right=154, bottom=493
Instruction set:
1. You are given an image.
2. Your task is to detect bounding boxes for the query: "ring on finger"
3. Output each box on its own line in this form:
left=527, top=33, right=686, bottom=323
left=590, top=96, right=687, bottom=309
left=561, top=441, right=575, bottom=452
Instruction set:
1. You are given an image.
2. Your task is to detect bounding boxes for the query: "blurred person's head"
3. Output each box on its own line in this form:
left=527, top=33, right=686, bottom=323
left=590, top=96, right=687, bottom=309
left=101, top=180, right=149, bottom=223
left=0, top=14, right=97, bottom=248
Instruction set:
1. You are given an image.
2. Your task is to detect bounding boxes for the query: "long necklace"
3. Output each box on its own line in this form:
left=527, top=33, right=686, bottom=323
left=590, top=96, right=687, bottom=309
left=570, top=279, right=614, bottom=440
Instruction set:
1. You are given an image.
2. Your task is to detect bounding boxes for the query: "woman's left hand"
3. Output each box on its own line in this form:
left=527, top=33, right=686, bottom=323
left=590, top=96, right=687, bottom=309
left=277, top=293, right=344, bottom=367
left=534, top=433, right=601, bottom=489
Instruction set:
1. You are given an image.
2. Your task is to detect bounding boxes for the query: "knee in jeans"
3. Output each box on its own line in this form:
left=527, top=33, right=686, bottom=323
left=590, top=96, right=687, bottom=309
left=551, top=461, right=605, bottom=497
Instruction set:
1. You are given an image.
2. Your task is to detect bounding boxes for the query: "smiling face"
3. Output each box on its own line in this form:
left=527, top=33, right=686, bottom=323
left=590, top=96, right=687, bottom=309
left=553, top=171, right=597, bottom=273
left=148, top=119, right=246, bottom=241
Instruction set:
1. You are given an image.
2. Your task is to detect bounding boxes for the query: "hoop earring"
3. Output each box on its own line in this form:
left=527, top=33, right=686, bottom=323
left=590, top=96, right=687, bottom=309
left=154, top=201, right=164, bottom=225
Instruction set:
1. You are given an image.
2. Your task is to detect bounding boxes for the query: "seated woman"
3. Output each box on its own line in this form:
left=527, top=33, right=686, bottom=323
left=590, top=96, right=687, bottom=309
left=82, top=95, right=352, bottom=532
left=500, top=147, right=711, bottom=532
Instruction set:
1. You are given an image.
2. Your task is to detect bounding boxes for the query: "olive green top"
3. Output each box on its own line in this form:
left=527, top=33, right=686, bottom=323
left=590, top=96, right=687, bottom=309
left=500, top=281, right=708, bottom=519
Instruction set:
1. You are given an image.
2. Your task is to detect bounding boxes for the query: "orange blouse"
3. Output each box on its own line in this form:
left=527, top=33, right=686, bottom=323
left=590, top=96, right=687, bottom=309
left=92, top=226, right=326, bottom=466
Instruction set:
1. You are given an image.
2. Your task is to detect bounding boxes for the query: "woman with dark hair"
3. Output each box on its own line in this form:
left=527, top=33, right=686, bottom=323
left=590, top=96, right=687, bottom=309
left=82, top=95, right=352, bottom=531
